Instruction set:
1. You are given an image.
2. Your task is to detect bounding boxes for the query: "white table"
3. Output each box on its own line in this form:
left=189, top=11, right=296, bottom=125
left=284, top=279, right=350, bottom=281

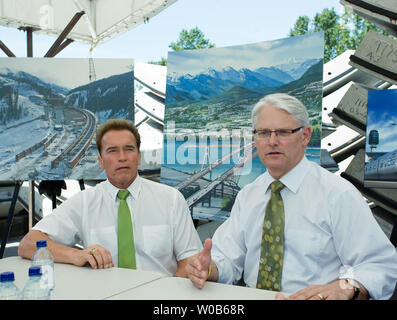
left=107, top=276, right=276, bottom=300
left=1, top=256, right=278, bottom=300
left=0, top=256, right=163, bottom=300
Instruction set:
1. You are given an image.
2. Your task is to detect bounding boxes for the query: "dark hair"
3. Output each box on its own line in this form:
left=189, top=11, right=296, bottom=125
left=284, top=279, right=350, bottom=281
left=96, top=119, right=141, bottom=154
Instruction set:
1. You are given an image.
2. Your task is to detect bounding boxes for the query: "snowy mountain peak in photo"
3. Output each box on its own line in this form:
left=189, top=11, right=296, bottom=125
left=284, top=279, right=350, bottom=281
left=166, top=58, right=319, bottom=104
left=274, top=58, right=322, bottom=80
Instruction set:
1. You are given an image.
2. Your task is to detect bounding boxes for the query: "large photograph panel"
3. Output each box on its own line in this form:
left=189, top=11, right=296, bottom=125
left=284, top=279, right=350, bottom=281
left=161, top=33, right=324, bottom=221
left=0, top=58, right=134, bottom=181
left=364, top=89, right=397, bottom=188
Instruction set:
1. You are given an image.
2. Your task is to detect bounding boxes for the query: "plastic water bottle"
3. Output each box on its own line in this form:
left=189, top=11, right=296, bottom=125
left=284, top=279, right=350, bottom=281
left=32, top=240, right=54, bottom=290
left=0, top=271, right=21, bottom=300
left=22, top=266, right=51, bottom=300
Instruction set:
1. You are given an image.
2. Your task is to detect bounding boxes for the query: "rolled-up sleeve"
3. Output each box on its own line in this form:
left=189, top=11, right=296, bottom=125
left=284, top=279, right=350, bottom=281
left=33, top=192, right=83, bottom=247
left=332, top=186, right=397, bottom=300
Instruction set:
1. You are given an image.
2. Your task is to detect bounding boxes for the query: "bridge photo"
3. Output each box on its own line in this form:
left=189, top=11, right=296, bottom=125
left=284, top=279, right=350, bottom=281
left=160, top=33, right=324, bottom=221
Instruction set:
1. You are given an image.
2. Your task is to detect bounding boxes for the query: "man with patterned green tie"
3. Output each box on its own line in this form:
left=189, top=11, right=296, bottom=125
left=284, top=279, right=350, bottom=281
left=19, top=119, right=202, bottom=277
left=185, top=93, right=397, bottom=300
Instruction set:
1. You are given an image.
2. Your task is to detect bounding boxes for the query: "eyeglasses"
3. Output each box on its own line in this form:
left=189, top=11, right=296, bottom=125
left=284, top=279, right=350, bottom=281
left=253, top=127, right=303, bottom=140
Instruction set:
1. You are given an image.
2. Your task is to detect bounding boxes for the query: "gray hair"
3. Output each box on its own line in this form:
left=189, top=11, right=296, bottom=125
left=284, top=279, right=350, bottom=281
left=251, top=93, right=310, bottom=128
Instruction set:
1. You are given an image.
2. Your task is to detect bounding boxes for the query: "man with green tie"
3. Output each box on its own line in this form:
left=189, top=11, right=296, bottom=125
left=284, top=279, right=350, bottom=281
left=185, top=93, right=397, bottom=300
left=18, top=119, right=202, bottom=277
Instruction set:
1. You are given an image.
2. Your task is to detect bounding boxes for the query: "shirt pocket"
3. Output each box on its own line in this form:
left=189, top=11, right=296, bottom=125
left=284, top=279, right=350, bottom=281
left=88, top=226, right=117, bottom=259
left=142, top=225, right=172, bottom=258
left=284, top=229, right=321, bottom=276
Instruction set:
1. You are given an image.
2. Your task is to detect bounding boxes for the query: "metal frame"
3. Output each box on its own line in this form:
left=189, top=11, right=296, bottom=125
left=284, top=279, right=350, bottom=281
left=0, top=182, right=21, bottom=258
left=0, top=11, right=86, bottom=258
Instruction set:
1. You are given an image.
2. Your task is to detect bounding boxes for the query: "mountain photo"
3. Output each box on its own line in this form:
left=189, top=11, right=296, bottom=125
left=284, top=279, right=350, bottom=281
left=65, top=71, right=134, bottom=122
left=0, top=58, right=134, bottom=181
left=161, top=33, right=324, bottom=221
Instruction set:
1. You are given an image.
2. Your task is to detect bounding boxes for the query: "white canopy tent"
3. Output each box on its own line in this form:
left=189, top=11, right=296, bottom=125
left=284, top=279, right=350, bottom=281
left=0, top=0, right=177, bottom=56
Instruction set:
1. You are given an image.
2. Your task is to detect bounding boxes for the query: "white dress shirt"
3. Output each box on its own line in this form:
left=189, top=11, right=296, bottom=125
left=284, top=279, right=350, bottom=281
left=212, top=156, right=397, bottom=299
left=33, top=175, right=203, bottom=276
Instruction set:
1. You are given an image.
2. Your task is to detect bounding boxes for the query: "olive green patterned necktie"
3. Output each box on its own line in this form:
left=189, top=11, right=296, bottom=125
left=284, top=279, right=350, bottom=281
left=117, top=190, right=136, bottom=269
left=256, top=180, right=285, bottom=291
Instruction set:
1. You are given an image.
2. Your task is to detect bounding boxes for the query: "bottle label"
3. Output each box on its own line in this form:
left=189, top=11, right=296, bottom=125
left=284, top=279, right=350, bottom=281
left=40, top=264, right=54, bottom=290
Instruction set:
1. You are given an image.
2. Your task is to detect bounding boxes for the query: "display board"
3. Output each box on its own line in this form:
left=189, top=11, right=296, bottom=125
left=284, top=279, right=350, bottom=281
left=160, top=33, right=324, bottom=221
left=0, top=58, right=134, bottom=181
left=364, top=89, right=397, bottom=188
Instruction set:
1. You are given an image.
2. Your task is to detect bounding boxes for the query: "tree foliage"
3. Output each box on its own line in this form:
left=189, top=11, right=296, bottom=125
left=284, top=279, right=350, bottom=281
left=149, top=27, right=215, bottom=66
left=147, top=57, right=167, bottom=66
left=169, top=27, right=215, bottom=51
left=289, top=8, right=389, bottom=62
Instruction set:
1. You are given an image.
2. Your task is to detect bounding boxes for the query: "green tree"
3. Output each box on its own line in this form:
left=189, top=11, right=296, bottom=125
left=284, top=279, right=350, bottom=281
left=149, top=27, right=215, bottom=66
left=148, top=57, right=167, bottom=66
left=289, top=16, right=310, bottom=36
left=221, top=196, right=234, bottom=211
left=169, top=27, right=215, bottom=51
left=346, top=11, right=388, bottom=48
left=289, top=8, right=388, bottom=62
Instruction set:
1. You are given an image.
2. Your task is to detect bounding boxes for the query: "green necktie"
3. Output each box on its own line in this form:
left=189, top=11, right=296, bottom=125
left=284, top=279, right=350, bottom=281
left=256, top=180, right=285, bottom=291
left=117, top=190, right=136, bottom=269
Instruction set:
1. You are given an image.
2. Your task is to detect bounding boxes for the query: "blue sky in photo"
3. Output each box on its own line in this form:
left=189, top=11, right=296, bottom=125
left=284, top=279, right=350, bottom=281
left=366, top=89, right=397, bottom=153
left=0, top=58, right=133, bottom=89
left=167, top=32, right=324, bottom=77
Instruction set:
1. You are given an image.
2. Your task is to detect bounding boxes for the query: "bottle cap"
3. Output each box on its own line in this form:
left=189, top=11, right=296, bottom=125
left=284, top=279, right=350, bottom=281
left=0, top=271, right=14, bottom=282
left=36, top=240, right=47, bottom=248
left=28, top=266, right=42, bottom=277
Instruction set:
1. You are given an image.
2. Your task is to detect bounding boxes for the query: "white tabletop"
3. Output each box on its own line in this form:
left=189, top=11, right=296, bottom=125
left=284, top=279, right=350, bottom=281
left=1, top=256, right=279, bottom=300
left=107, top=276, right=276, bottom=300
left=0, top=256, right=164, bottom=300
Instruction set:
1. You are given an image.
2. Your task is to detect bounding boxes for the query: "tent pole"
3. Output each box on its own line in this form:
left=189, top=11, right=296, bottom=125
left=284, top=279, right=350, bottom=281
left=0, top=40, right=16, bottom=57
left=52, top=38, right=74, bottom=57
left=45, top=11, right=85, bottom=57
left=27, top=27, right=33, bottom=57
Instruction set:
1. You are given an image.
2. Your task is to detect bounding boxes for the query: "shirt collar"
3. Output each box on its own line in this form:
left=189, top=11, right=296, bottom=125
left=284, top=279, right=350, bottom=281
left=104, top=174, right=142, bottom=201
left=263, top=156, right=310, bottom=194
